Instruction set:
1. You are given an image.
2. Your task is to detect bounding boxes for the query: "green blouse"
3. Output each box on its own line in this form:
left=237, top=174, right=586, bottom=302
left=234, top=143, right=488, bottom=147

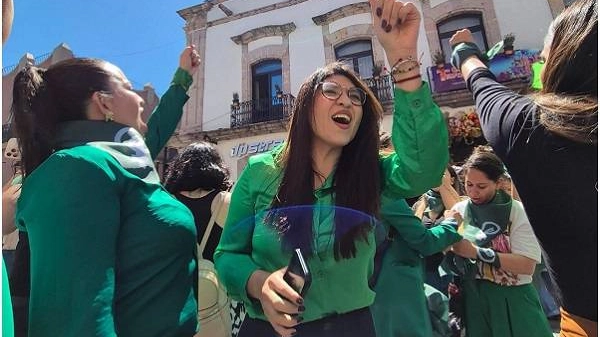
left=214, top=82, right=449, bottom=323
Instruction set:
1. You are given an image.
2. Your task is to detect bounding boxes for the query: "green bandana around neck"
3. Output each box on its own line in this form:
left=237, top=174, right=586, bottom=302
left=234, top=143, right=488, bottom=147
left=463, top=189, right=512, bottom=247
left=440, top=189, right=512, bottom=278
left=54, top=120, right=160, bottom=184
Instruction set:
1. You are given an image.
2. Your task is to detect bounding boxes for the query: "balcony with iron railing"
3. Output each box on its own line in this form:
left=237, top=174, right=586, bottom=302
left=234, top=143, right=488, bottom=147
left=230, top=93, right=295, bottom=128
left=229, top=77, right=397, bottom=128
left=363, top=74, right=395, bottom=107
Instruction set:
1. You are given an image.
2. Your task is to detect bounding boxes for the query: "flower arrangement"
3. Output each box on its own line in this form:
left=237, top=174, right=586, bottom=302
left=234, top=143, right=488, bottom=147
left=448, top=109, right=483, bottom=144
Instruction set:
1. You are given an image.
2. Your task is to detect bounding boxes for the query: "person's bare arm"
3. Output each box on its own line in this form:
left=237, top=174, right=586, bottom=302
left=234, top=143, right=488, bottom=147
left=369, top=0, right=422, bottom=91
left=449, top=29, right=488, bottom=81
left=437, top=169, right=463, bottom=210
left=2, top=183, right=21, bottom=235
left=452, top=239, right=537, bottom=275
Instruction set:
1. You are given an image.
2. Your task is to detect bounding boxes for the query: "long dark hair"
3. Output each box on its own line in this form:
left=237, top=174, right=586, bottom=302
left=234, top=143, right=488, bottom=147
left=270, top=62, right=383, bottom=260
left=11, top=58, right=114, bottom=176
left=534, top=0, right=598, bottom=144
left=164, top=141, right=231, bottom=194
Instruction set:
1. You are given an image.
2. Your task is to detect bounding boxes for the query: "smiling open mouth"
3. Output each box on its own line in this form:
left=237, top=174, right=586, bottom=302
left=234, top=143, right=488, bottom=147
left=332, top=113, right=351, bottom=125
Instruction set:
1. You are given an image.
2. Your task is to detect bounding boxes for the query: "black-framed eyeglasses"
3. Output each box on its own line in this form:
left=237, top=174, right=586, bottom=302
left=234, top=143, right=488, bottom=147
left=317, top=81, right=367, bottom=106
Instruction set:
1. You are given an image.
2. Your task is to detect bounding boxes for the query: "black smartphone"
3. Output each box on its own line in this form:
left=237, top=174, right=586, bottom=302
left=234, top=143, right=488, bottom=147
left=283, top=248, right=311, bottom=297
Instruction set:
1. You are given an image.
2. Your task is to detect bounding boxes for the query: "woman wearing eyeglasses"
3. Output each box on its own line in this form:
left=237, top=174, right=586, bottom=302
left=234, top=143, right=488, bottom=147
left=214, top=1, right=449, bottom=336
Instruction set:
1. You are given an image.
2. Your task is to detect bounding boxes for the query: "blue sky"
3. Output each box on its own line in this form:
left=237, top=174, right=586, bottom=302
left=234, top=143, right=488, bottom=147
left=3, top=0, right=204, bottom=95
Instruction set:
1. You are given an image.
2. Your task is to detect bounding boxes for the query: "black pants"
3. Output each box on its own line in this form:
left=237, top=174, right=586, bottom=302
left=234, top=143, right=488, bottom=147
left=11, top=296, right=28, bottom=337
left=237, top=307, right=375, bottom=337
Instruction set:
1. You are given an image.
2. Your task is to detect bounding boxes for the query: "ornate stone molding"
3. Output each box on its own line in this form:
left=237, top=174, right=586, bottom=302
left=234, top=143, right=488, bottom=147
left=208, top=0, right=310, bottom=27
left=178, top=2, right=212, bottom=32
left=168, top=119, right=289, bottom=148
left=231, top=23, right=296, bottom=45
left=312, top=2, right=370, bottom=26
left=177, top=2, right=213, bottom=22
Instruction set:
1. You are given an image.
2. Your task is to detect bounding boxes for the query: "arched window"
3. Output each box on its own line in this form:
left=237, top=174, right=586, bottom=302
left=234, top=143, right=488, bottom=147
left=252, top=59, right=282, bottom=103
left=437, top=14, right=488, bottom=63
left=251, top=60, right=283, bottom=123
left=335, top=40, right=374, bottom=79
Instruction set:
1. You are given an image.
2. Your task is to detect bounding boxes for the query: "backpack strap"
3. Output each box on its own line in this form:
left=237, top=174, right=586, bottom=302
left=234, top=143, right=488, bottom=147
left=199, top=191, right=226, bottom=258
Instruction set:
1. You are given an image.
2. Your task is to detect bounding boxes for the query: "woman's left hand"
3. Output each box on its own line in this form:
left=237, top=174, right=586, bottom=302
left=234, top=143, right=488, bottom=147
left=369, top=0, right=421, bottom=62
left=178, top=45, right=201, bottom=75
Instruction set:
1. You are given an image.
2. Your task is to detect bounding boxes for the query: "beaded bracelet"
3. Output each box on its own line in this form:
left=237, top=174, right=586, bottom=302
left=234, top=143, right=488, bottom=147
left=390, top=58, right=421, bottom=76
left=393, top=74, right=421, bottom=84
left=390, top=56, right=421, bottom=76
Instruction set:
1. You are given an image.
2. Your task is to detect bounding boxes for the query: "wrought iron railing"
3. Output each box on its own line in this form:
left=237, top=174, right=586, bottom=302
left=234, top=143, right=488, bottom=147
left=231, top=93, right=295, bottom=128
left=363, top=74, right=394, bottom=105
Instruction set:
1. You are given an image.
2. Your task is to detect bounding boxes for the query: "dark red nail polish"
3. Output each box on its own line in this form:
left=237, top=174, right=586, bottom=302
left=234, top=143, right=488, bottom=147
left=298, top=305, right=305, bottom=312
left=381, top=20, right=387, bottom=29
left=296, top=298, right=304, bottom=305
left=385, top=24, right=392, bottom=33
left=376, top=7, right=382, bottom=17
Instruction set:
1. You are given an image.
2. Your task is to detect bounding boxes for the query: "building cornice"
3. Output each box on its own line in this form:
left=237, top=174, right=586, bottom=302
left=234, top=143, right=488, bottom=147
left=169, top=119, right=289, bottom=148
left=177, top=2, right=214, bottom=21
left=312, top=1, right=370, bottom=26
left=207, top=0, right=310, bottom=27
left=231, top=22, right=296, bottom=45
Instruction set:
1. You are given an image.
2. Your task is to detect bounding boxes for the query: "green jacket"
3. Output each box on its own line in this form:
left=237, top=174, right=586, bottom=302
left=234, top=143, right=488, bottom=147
left=214, top=82, right=449, bottom=323
left=371, top=195, right=461, bottom=337
left=16, top=69, right=198, bottom=337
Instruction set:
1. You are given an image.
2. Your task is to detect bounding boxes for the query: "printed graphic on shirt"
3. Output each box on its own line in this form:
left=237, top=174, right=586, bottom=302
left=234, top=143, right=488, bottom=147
left=89, top=127, right=160, bottom=184
left=476, top=227, right=519, bottom=286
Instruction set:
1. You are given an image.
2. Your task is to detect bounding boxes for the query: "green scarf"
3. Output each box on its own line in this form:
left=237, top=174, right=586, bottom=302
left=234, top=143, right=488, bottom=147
left=54, top=120, right=160, bottom=184
left=440, top=190, right=512, bottom=277
left=462, top=189, right=512, bottom=247
left=424, top=189, right=445, bottom=220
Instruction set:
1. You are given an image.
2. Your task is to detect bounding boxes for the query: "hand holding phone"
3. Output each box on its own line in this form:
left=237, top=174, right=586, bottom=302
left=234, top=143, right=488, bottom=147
left=283, top=248, right=311, bottom=297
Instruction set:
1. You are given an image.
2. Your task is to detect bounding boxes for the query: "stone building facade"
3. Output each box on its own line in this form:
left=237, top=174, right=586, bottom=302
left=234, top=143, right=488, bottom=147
left=172, top=0, right=563, bottom=180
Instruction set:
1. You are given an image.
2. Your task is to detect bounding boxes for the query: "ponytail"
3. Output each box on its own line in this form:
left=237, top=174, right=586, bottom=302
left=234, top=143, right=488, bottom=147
left=11, top=66, right=56, bottom=176
left=11, top=58, right=113, bottom=176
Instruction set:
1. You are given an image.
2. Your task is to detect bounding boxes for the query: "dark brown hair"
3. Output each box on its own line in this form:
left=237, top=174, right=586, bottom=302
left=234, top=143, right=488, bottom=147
left=462, top=146, right=505, bottom=182
left=270, top=62, right=383, bottom=259
left=534, top=0, right=598, bottom=144
left=12, top=58, right=115, bottom=176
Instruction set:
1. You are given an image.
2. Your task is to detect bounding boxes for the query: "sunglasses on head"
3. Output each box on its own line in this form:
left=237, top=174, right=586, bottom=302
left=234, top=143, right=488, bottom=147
left=317, top=81, right=367, bottom=106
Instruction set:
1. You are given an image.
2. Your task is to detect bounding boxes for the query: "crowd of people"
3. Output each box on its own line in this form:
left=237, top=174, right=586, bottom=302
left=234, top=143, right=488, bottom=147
left=1, top=0, right=596, bottom=336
